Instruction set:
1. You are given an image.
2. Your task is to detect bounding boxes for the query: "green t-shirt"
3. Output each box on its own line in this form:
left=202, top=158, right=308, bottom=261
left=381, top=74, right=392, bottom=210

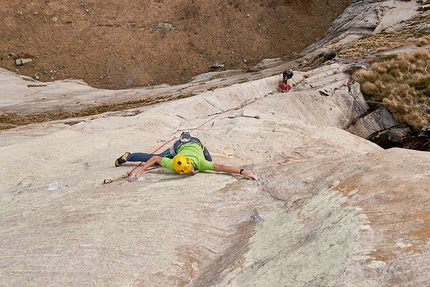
left=161, top=143, right=214, bottom=172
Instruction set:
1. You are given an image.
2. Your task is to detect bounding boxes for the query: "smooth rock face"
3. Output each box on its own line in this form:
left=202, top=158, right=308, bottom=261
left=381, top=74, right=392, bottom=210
left=1, top=1, right=429, bottom=287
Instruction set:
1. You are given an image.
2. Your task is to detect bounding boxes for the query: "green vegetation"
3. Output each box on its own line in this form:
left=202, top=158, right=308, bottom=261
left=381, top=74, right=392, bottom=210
left=352, top=49, right=430, bottom=131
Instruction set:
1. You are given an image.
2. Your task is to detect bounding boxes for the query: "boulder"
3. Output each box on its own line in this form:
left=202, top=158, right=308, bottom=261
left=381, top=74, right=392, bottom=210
left=15, top=58, right=32, bottom=66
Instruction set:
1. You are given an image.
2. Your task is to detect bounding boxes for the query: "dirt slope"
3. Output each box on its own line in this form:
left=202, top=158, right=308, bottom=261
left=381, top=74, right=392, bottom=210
left=0, top=0, right=351, bottom=90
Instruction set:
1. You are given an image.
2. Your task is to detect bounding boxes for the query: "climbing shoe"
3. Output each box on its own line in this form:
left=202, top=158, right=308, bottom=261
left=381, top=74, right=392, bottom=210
left=115, top=152, right=130, bottom=167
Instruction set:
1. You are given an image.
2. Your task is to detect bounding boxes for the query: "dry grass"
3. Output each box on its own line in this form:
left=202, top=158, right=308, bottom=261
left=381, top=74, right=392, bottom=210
left=352, top=49, right=430, bottom=131
left=0, top=93, right=194, bottom=130
left=300, top=15, right=430, bottom=70
left=340, top=32, right=430, bottom=58
left=346, top=13, right=430, bottom=131
left=340, top=14, right=430, bottom=58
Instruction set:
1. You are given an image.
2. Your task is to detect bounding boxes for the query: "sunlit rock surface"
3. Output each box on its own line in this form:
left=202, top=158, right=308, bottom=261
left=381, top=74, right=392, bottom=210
left=1, top=1, right=429, bottom=286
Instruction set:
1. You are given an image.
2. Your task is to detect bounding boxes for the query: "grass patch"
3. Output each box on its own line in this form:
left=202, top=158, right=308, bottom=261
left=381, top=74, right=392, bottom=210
left=0, top=93, right=195, bottom=130
left=339, top=14, right=430, bottom=58
left=352, top=49, right=430, bottom=131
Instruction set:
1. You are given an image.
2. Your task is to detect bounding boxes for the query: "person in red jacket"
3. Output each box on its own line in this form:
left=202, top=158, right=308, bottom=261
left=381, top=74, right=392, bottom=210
left=278, top=68, right=294, bottom=92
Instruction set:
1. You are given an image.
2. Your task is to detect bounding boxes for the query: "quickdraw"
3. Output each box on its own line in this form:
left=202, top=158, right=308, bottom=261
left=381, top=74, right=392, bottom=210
left=103, top=166, right=159, bottom=184
left=103, top=174, right=128, bottom=184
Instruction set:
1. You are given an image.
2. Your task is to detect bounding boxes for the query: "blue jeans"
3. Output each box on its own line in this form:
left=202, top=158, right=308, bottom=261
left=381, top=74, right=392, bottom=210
left=126, top=137, right=212, bottom=163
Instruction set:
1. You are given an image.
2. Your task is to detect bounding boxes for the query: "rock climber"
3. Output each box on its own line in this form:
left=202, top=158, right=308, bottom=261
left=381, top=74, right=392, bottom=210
left=282, top=68, right=294, bottom=84
left=115, top=132, right=259, bottom=181
left=278, top=68, right=294, bottom=92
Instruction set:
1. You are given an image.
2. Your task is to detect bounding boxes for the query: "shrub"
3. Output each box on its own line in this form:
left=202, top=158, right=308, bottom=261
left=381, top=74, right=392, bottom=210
left=408, top=77, right=430, bottom=90
left=406, top=49, right=430, bottom=62
left=361, top=81, right=380, bottom=97
left=351, top=69, right=379, bottom=83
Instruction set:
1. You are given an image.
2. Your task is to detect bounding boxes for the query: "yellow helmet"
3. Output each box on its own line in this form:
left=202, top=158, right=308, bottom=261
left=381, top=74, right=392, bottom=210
left=172, top=155, right=193, bottom=175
